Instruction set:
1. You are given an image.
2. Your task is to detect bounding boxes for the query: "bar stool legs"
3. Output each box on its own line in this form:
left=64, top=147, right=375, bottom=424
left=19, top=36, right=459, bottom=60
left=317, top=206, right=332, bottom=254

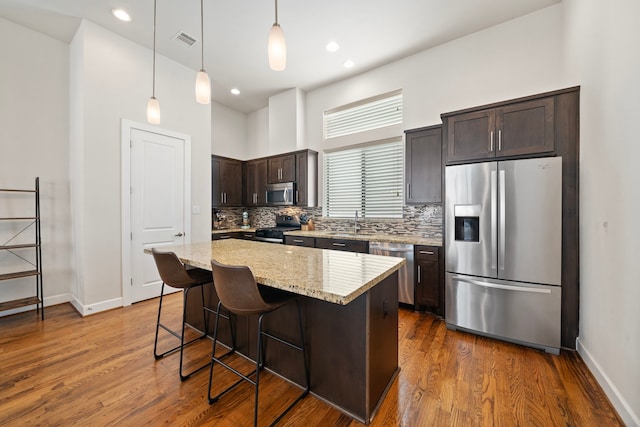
left=153, top=282, right=210, bottom=381
left=208, top=299, right=309, bottom=427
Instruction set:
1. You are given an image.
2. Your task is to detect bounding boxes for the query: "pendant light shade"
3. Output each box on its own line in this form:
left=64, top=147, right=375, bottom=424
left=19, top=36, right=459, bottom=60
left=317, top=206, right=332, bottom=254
left=268, top=0, right=286, bottom=71
left=195, top=0, right=211, bottom=104
left=195, top=70, right=211, bottom=104
left=147, top=97, right=161, bottom=124
left=147, top=0, right=160, bottom=124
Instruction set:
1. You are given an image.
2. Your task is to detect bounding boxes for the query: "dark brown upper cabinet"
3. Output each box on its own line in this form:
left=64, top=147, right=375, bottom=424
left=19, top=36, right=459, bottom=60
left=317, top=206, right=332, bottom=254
left=268, top=154, right=296, bottom=183
left=245, top=159, right=267, bottom=207
left=444, top=96, right=555, bottom=164
left=211, top=155, right=243, bottom=207
left=405, top=125, right=442, bottom=204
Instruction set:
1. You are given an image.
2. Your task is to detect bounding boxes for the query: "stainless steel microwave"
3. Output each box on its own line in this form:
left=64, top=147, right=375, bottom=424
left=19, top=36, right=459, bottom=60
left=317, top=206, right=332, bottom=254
left=266, top=182, right=295, bottom=206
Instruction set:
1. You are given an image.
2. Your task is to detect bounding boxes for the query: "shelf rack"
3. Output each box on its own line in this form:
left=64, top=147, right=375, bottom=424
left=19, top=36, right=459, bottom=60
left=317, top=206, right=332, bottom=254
left=0, top=177, right=43, bottom=319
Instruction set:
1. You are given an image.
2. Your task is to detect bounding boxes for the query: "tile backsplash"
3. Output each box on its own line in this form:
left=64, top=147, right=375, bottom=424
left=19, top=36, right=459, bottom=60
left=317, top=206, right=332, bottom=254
left=214, top=204, right=442, bottom=241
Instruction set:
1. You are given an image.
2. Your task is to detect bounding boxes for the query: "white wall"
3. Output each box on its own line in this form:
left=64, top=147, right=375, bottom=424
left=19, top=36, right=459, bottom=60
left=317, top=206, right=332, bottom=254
left=246, top=107, right=270, bottom=159
left=0, top=17, right=73, bottom=312
left=69, top=20, right=211, bottom=311
left=563, top=1, right=640, bottom=425
left=305, top=5, right=564, bottom=204
left=211, top=101, right=246, bottom=159
left=268, top=88, right=306, bottom=154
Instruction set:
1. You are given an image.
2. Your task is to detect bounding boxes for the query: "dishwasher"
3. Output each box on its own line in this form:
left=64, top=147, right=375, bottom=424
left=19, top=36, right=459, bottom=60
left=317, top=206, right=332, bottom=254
left=369, top=242, right=414, bottom=305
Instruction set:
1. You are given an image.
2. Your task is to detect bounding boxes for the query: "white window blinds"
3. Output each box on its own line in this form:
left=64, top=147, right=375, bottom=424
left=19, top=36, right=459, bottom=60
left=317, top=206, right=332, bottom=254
left=325, top=139, right=404, bottom=218
left=324, top=91, right=403, bottom=139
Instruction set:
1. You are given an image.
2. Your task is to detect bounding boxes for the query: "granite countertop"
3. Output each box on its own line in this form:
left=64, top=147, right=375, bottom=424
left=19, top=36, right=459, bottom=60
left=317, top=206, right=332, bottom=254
left=284, top=230, right=442, bottom=247
left=151, top=240, right=404, bottom=305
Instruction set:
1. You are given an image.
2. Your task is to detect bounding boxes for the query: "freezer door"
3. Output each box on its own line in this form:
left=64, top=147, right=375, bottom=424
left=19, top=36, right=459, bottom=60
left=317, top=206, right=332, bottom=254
left=445, top=162, right=497, bottom=278
left=498, top=157, right=562, bottom=285
left=445, top=273, right=561, bottom=352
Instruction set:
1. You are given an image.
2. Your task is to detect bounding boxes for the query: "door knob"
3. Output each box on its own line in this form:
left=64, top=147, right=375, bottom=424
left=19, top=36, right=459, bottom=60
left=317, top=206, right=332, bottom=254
left=174, top=232, right=184, bottom=237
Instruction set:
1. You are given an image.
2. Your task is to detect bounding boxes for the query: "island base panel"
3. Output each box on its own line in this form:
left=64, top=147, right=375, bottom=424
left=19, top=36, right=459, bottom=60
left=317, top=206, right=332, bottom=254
left=185, top=272, right=400, bottom=424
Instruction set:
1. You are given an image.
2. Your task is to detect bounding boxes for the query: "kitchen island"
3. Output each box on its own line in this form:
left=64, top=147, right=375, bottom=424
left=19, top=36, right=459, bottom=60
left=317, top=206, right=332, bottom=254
left=154, top=239, right=404, bottom=424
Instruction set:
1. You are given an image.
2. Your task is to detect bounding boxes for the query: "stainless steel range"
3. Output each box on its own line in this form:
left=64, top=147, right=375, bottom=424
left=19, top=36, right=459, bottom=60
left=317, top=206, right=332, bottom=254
left=254, top=214, right=301, bottom=244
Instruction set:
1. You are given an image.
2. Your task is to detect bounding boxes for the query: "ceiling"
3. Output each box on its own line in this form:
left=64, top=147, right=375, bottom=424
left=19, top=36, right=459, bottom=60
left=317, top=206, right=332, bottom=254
left=0, top=0, right=560, bottom=113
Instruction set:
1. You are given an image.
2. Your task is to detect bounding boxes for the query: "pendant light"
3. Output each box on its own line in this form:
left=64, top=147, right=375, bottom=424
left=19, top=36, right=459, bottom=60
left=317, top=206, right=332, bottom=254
left=147, top=0, right=161, bottom=124
left=195, top=0, right=211, bottom=104
left=268, top=0, right=286, bottom=71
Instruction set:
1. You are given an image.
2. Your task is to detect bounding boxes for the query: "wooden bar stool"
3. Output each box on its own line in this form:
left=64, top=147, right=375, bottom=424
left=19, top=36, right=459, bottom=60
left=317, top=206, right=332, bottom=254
left=207, top=259, right=309, bottom=426
left=151, top=248, right=213, bottom=381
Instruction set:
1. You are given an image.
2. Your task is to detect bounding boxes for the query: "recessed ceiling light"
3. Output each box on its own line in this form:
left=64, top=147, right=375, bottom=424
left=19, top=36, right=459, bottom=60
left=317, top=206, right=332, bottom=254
left=326, top=41, right=340, bottom=52
left=111, top=8, right=131, bottom=22
left=230, top=88, right=240, bottom=95
left=344, top=60, right=355, bottom=68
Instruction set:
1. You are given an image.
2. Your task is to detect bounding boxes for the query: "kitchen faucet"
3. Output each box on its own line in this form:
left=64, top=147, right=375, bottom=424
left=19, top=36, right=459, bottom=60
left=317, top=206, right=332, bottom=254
left=354, top=210, right=360, bottom=234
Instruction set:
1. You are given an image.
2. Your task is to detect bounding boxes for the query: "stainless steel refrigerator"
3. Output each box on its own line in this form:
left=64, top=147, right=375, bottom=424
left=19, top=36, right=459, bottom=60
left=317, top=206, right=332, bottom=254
left=445, top=157, right=562, bottom=354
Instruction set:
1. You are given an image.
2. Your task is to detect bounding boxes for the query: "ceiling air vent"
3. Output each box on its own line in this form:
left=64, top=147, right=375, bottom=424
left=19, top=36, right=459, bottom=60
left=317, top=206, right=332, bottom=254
left=174, top=31, right=197, bottom=47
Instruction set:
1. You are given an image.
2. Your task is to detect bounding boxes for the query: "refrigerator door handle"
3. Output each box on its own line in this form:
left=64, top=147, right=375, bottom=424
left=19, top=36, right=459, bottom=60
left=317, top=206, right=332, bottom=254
left=450, top=275, right=552, bottom=294
left=490, top=170, right=498, bottom=270
left=499, top=169, right=506, bottom=271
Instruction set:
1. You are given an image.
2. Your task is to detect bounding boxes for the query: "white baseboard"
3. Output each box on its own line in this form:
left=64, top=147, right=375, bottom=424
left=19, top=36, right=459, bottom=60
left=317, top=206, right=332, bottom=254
left=70, top=296, right=123, bottom=316
left=577, top=337, right=640, bottom=427
left=0, top=293, right=72, bottom=318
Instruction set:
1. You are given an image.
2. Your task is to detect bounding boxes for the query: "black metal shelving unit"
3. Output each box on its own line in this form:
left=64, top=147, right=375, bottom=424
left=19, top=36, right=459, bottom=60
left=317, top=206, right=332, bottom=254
left=0, top=177, right=43, bottom=319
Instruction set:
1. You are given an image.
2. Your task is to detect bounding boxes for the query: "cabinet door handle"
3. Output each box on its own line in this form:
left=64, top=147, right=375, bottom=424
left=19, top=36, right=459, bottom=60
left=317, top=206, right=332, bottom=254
left=220, top=235, right=231, bottom=239
left=498, top=129, right=502, bottom=151
left=406, top=183, right=411, bottom=199
left=417, top=266, right=421, bottom=283
left=489, top=131, right=494, bottom=152
left=419, top=250, right=434, bottom=255
left=332, top=243, right=346, bottom=247
left=296, top=191, right=299, bottom=203
left=174, top=232, right=184, bottom=237
left=221, top=193, right=224, bottom=204
left=293, top=239, right=304, bottom=243
left=244, top=234, right=253, bottom=238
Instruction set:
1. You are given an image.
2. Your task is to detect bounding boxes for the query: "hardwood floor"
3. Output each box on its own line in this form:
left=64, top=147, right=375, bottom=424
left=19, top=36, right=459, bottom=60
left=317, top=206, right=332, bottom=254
left=0, top=295, right=623, bottom=426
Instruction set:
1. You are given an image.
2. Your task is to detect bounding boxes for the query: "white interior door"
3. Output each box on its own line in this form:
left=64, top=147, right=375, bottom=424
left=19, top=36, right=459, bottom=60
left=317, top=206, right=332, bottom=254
left=129, top=127, right=189, bottom=303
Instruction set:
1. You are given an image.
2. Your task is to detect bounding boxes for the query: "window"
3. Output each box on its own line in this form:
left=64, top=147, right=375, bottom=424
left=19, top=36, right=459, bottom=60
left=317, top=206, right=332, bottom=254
left=324, top=139, right=404, bottom=218
left=324, top=90, right=403, bottom=139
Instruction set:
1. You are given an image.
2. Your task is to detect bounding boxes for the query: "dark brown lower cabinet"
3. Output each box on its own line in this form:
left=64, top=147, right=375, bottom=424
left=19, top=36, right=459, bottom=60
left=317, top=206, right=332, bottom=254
left=211, top=231, right=254, bottom=241
left=284, top=235, right=315, bottom=247
left=415, top=245, right=443, bottom=316
left=314, top=237, right=369, bottom=253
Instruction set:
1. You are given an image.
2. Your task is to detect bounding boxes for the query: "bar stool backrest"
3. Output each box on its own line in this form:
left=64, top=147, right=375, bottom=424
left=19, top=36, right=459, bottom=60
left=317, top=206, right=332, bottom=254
left=211, top=259, right=271, bottom=316
left=152, top=248, right=197, bottom=289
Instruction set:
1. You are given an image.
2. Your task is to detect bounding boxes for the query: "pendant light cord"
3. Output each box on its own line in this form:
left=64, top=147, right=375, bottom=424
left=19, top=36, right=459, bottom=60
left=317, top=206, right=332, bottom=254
left=275, top=0, right=278, bottom=24
left=200, top=0, right=204, bottom=70
left=152, top=0, right=157, bottom=97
